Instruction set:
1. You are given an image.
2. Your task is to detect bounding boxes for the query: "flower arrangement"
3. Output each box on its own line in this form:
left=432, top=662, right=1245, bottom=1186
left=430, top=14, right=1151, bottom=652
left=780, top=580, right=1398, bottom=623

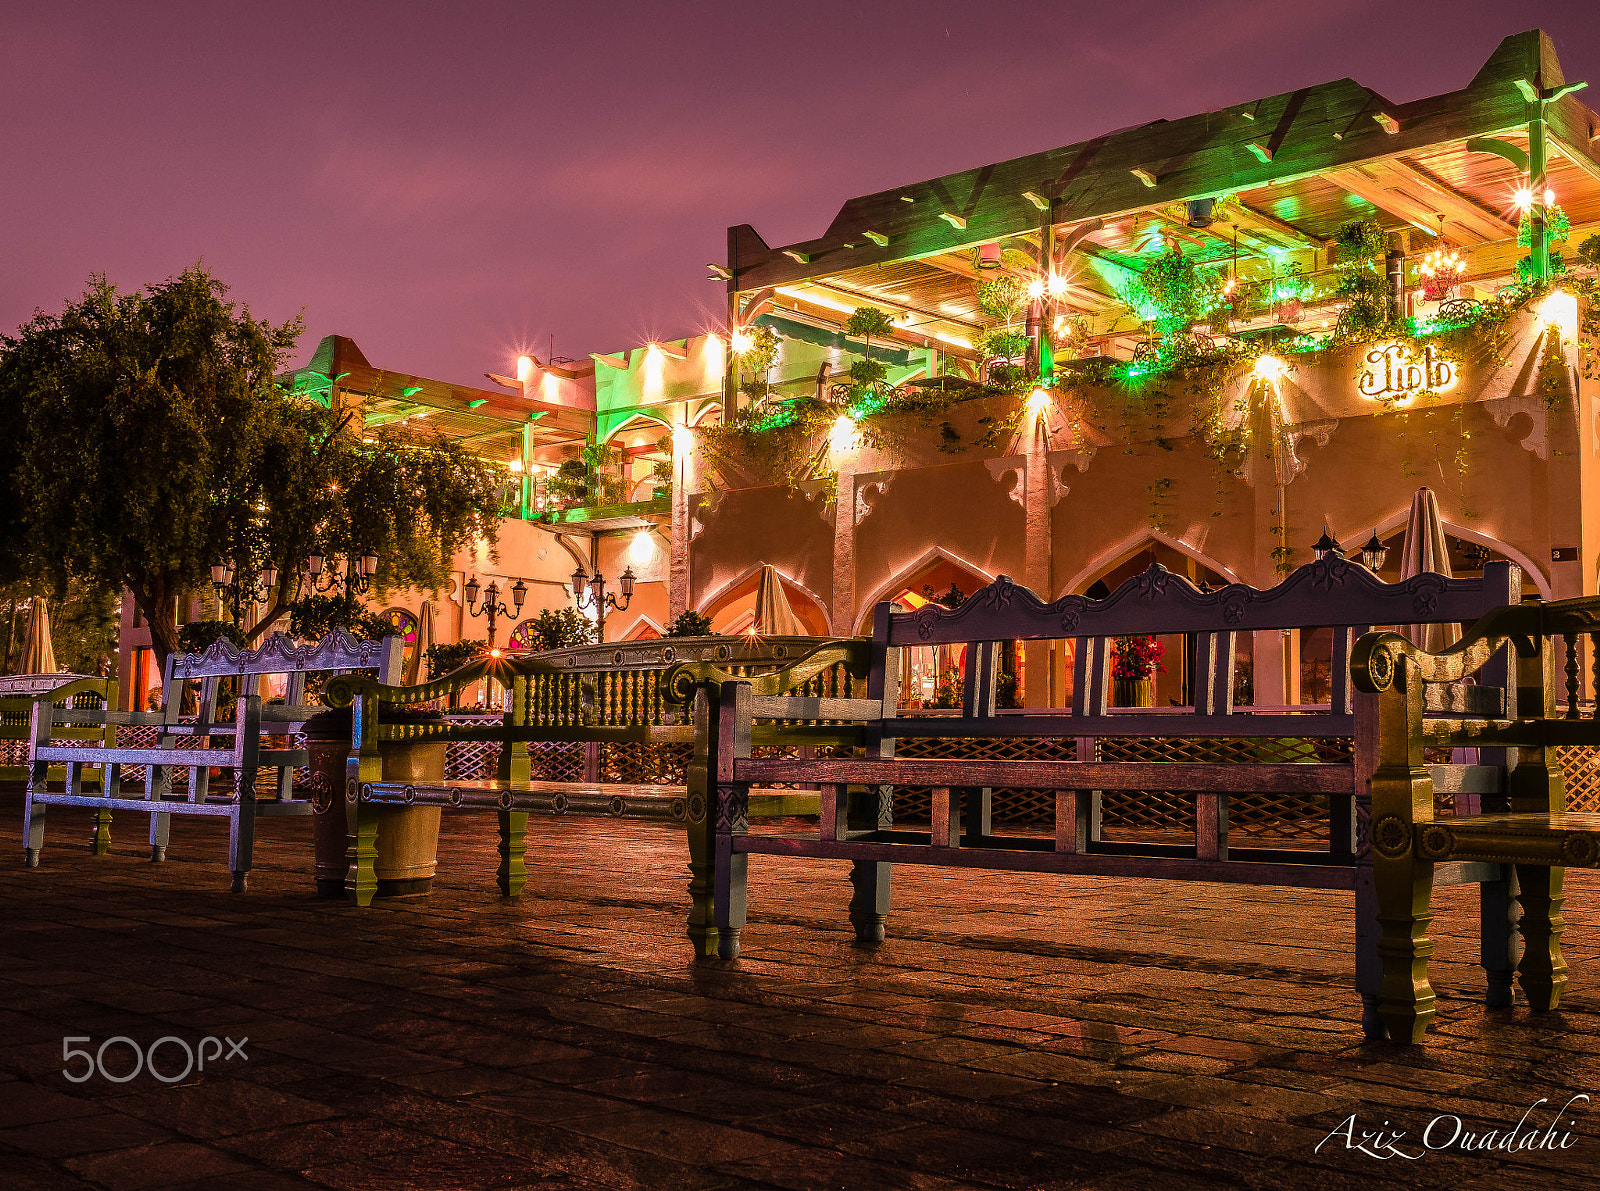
left=1111, top=634, right=1166, bottom=680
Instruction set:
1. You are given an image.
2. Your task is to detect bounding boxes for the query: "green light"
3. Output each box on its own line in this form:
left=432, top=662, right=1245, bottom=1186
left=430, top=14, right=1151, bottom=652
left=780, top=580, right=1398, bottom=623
left=468, top=399, right=487, bottom=408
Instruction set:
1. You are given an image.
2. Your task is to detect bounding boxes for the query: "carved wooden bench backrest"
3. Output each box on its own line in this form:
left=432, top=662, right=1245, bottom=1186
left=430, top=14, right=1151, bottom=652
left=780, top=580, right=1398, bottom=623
left=157, top=631, right=403, bottom=734
left=873, top=557, right=1521, bottom=738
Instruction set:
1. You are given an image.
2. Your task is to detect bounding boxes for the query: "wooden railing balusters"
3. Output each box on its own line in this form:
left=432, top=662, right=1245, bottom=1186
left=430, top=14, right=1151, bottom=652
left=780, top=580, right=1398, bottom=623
left=1565, top=632, right=1581, bottom=719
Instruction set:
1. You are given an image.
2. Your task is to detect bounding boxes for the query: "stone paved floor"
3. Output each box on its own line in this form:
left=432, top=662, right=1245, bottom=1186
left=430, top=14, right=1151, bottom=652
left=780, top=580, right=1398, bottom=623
left=1, top=794, right=1597, bottom=1191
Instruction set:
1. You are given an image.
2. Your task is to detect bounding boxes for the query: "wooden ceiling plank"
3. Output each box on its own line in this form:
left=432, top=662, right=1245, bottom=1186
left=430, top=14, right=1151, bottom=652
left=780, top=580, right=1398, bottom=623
left=1372, top=158, right=1516, bottom=239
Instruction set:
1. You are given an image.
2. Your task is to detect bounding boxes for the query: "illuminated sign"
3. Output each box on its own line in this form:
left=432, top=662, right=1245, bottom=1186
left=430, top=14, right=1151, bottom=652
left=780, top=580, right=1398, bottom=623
left=1358, top=343, right=1458, bottom=405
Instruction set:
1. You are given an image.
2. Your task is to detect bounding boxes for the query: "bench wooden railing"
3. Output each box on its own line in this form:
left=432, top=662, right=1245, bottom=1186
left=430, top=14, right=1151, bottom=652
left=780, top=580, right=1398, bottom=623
left=1352, top=595, right=1600, bottom=1043
left=327, top=635, right=865, bottom=952
left=665, top=557, right=1523, bottom=1037
left=23, top=631, right=400, bottom=891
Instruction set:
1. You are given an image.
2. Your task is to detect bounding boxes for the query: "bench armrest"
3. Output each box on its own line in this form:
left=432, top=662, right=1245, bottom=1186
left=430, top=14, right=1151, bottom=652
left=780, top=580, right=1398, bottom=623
left=661, top=639, right=871, bottom=706
left=325, top=658, right=498, bottom=711
left=1349, top=596, right=1600, bottom=693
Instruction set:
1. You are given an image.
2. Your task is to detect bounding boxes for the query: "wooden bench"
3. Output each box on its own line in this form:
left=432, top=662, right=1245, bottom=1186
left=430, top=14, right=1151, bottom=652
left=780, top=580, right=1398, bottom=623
left=24, top=631, right=401, bottom=891
left=1352, top=595, right=1600, bottom=1043
left=327, top=636, right=857, bottom=953
left=667, top=557, right=1523, bottom=1036
left=3, top=674, right=118, bottom=790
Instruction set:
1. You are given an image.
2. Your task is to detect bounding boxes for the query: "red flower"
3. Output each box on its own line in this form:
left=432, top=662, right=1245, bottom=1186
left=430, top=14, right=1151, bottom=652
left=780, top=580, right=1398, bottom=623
left=1111, top=634, right=1167, bottom=680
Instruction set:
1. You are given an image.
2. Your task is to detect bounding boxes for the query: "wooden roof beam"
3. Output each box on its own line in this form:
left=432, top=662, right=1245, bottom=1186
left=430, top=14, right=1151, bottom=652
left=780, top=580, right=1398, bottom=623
left=1379, top=159, right=1517, bottom=239
left=1325, top=166, right=1474, bottom=239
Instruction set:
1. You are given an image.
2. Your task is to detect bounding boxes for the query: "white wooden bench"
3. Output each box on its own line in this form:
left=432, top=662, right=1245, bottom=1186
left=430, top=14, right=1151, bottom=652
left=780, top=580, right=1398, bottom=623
left=23, top=631, right=400, bottom=891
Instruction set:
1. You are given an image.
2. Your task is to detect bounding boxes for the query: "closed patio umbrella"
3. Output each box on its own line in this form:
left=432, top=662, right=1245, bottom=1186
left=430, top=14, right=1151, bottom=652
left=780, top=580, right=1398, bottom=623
left=1399, top=487, right=1458, bottom=653
left=20, top=598, right=56, bottom=674
left=405, top=601, right=435, bottom=685
left=753, top=565, right=806, bottom=636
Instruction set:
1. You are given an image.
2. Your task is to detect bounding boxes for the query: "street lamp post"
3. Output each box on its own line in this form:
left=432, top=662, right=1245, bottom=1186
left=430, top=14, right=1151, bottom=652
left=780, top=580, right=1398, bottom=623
left=305, top=551, right=379, bottom=596
left=570, top=565, right=635, bottom=641
left=210, top=559, right=280, bottom=627
left=463, top=576, right=528, bottom=647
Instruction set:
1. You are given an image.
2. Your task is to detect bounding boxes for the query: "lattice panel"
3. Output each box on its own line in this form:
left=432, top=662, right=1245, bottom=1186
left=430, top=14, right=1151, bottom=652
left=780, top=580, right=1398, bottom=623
left=599, top=743, right=691, bottom=786
left=1558, top=746, right=1600, bottom=813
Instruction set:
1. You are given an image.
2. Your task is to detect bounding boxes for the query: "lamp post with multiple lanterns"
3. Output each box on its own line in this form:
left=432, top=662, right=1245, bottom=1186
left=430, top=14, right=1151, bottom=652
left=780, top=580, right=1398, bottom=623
left=306, top=551, right=379, bottom=596
left=571, top=564, right=635, bottom=641
left=209, top=559, right=280, bottom=627
left=463, top=575, right=528, bottom=647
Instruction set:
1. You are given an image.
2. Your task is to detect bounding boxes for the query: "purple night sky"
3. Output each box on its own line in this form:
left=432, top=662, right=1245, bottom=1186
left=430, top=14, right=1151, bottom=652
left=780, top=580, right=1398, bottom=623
left=3, top=2, right=1596, bottom=386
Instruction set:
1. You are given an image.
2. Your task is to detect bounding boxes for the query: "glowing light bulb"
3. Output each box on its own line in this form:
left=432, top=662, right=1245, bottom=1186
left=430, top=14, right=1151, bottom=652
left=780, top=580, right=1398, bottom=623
left=1514, top=187, right=1534, bottom=211
left=829, top=414, right=857, bottom=454
left=671, top=424, right=694, bottom=455
left=1027, top=389, right=1053, bottom=417
left=1545, top=187, right=1556, bottom=206
left=731, top=330, right=754, bottom=354
left=507, top=459, right=523, bottom=473
left=627, top=530, right=655, bottom=565
left=1046, top=274, right=1066, bottom=297
left=1254, top=355, right=1287, bottom=382
left=516, top=355, right=534, bottom=382
left=1026, top=278, right=1045, bottom=300
left=1539, top=290, right=1578, bottom=339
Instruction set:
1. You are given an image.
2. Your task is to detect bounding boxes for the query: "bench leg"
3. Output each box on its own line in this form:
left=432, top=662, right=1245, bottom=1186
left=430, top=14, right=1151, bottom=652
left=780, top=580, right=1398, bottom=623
left=228, top=804, right=254, bottom=893
left=713, top=783, right=748, bottom=960
left=848, top=862, right=891, bottom=943
left=23, top=782, right=45, bottom=867
left=1353, top=866, right=1383, bottom=1039
left=1514, top=864, right=1567, bottom=1011
left=1480, top=867, right=1521, bottom=1008
left=685, top=794, right=717, bottom=958
left=497, top=810, right=528, bottom=897
left=349, top=800, right=380, bottom=908
left=1374, top=852, right=1437, bottom=1044
left=90, top=805, right=113, bottom=856
left=149, top=803, right=172, bottom=862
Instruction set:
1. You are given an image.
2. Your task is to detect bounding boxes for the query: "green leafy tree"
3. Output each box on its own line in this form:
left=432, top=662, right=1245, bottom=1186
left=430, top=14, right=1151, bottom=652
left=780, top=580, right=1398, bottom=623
left=515, top=606, right=596, bottom=651
left=0, top=266, right=505, bottom=669
left=425, top=639, right=484, bottom=681
left=285, top=593, right=393, bottom=643
left=665, top=609, right=714, bottom=637
left=0, top=267, right=299, bottom=668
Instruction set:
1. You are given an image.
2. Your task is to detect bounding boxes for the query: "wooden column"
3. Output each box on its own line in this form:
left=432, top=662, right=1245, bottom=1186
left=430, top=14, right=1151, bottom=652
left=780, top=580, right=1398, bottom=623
left=831, top=459, right=857, bottom=636
left=1023, top=411, right=1053, bottom=707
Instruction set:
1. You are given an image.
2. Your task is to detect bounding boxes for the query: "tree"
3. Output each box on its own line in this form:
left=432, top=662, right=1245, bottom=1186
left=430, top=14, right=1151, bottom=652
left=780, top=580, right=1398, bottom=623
left=0, top=266, right=506, bottom=669
left=516, top=607, right=596, bottom=651
left=0, top=267, right=298, bottom=667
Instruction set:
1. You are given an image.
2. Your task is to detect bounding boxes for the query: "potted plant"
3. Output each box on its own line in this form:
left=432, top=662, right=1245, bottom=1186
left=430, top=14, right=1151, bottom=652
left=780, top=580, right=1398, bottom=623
left=1111, top=634, right=1166, bottom=707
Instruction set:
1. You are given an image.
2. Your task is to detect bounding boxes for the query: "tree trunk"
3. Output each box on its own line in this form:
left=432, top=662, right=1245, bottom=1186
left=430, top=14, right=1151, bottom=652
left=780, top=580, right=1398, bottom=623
left=128, top=576, right=180, bottom=672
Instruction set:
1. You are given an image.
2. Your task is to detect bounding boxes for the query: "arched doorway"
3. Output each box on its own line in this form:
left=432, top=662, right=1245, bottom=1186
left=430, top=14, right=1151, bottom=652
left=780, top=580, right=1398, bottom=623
left=855, top=550, right=997, bottom=710
left=1070, top=540, right=1236, bottom=709
left=700, top=566, right=831, bottom=636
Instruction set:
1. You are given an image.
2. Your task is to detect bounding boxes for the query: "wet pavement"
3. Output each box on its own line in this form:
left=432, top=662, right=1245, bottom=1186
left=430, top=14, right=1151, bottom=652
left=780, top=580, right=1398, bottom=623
left=1, top=793, right=1596, bottom=1190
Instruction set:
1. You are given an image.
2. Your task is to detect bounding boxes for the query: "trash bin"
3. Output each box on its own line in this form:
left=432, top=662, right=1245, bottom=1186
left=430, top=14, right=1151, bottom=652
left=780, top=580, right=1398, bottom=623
left=303, top=705, right=447, bottom=899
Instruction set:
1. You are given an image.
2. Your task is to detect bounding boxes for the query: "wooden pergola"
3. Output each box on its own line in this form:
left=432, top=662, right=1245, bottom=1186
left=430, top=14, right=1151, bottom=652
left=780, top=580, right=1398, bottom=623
left=720, top=29, right=1600, bottom=398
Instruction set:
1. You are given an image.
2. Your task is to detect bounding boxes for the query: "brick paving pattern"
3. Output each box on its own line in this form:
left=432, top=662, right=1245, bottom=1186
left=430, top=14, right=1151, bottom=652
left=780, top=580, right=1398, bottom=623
left=1, top=791, right=1596, bottom=1190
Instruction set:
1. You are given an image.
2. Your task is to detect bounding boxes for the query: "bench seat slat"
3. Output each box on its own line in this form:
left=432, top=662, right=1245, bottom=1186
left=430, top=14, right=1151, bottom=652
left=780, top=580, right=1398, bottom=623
left=734, top=758, right=1356, bottom=794
left=886, top=714, right=1356, bottom=738
left=33, top=747, right=307, bottom=766
left=733, top=834, right=1359, bottom=888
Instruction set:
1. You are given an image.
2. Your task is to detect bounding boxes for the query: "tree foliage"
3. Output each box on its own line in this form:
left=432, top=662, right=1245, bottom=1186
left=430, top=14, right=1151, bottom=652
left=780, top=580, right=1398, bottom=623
left=0, top=265, right=506, bottom=669
left=514, top=607, right=596, bottom=651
